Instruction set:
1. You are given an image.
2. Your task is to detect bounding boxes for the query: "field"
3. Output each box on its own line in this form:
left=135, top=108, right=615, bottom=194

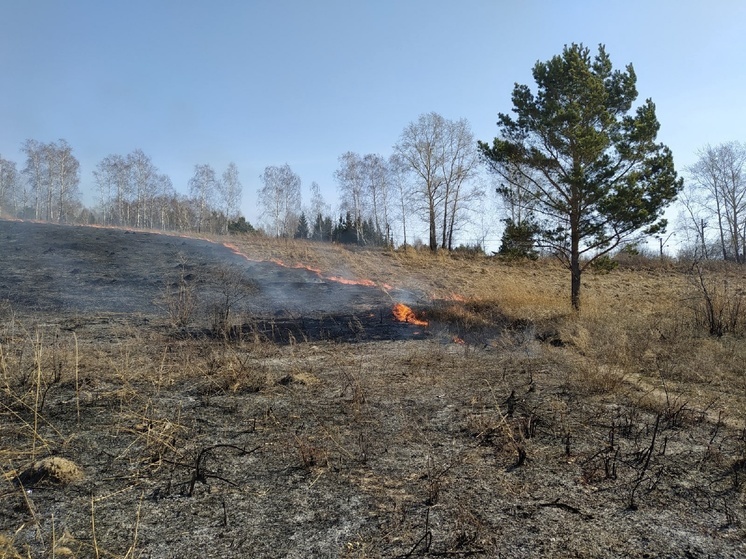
left=2, top=220, right=746, bottom=558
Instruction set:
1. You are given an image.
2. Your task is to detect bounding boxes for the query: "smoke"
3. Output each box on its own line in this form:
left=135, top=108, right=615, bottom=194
left=0, top=220, right=420, bottom=322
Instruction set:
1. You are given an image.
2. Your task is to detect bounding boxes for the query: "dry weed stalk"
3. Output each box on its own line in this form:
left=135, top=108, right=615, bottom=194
left=159, top=253, right=198, bottom=328
left=688, top=262, right=745, bottom=337
left=0, top=325, right=71, bottom=466
left=483, top=381, right=528, bottom=470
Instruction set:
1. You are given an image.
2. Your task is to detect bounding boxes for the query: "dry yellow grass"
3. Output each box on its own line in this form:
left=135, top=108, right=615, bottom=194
left=3, top=227, right=746, bottom=557
left=0, top=535, right=23, bottom=559
left=221, top=235, right=746, bottom=429
left=226, top=235, right=686, bottom=314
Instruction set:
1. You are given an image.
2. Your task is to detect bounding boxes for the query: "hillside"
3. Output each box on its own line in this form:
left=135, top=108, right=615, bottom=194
left=1, top=221, right=746, bottom=558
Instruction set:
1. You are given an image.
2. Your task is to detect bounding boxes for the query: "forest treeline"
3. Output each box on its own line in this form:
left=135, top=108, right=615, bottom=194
left=0, top=123, right=743, bottom=260
left=1, top=132, right=743, bottom=260
left=0, top=112, right=485, bottom=250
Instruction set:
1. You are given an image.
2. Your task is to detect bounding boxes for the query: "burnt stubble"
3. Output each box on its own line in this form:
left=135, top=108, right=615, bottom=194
left=1, top=220, right=745, bottom=558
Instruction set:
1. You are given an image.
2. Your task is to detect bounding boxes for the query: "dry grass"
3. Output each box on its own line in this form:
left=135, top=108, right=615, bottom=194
left=3, top=233, right=746, bottom=557
left=0, top=534, right=24, bottom=559
left=222, top=236, right=746, bottom=426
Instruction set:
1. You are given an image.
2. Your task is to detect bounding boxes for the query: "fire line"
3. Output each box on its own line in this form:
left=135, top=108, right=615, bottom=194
left=221, top=242, right=393, bottom=291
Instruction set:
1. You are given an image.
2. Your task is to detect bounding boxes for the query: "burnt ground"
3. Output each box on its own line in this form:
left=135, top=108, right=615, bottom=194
left=0, top=220, right=429, bottom=342
left=1, top=220, right=746, bottom=558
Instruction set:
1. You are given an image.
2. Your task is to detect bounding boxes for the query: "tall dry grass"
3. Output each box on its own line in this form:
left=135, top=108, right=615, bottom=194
left=3, top=233, right=746, bottom=556
left=219, top=236, right=746, bottom=427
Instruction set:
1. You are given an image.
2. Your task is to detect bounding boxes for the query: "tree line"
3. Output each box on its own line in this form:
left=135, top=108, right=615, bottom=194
left=677, top=141, right=746, bottom=263
left=0, top=143, right=246, bottom=235
left=1, top=44, right=743, bottom=308
left=254, top=113, right=484, bottom=250
left=0, top=112, right=486, bottom=248
left=0, top=140, right=81, bottom=223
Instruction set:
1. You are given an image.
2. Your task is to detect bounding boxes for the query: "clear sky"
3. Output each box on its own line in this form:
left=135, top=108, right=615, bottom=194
left=1, top=0, right=744, bottom=242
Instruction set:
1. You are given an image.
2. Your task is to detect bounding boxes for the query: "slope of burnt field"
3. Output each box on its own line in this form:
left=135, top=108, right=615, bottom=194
left=2, top=221, right=746, bottom=558
left=0, top=221, right=408, bottom=316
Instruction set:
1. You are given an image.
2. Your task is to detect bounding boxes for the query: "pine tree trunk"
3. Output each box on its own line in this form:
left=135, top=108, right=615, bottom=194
left=571, top=256, right=581, bottom=311
left=571, top=196, right=581, bottom=310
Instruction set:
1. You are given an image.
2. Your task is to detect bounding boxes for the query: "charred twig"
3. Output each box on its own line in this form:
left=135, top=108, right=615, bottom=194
left=504, top=390, right=516, bottom=417
left=506, top=447, right=527, bottom=472
left=187, top=443, right=262, bottom=497
left=582, top=446, right=615, bottom=466
left=710, top=411, right=724, bottom=445
left=628, top=414, right=661, bottom=510
left=400, top=506, right=432, bottom=559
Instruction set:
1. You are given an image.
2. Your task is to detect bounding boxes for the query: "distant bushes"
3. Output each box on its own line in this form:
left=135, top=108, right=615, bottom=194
left=228, top=217, right=256, bottom=235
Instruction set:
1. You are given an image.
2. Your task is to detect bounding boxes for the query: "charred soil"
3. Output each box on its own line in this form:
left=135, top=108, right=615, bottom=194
left=1, top=220, right=746, bottom=558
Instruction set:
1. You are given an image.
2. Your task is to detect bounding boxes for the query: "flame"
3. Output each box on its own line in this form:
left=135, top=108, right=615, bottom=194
left=392, top=303, right=429, bottom=326
left=327, top=275, right=377, bottom=287
left=453, top=336, right=466, bottom=345
left=222, top=242, right=393, bottom=290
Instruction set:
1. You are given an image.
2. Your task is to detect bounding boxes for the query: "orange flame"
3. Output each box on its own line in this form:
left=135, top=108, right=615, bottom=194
left=453, top=336, right=466, bottom=345
left=327, top=275, right=377, bottom=287
left=392, top=303, right=429, bottom=326
left=221, top=242, right=393, bottom=291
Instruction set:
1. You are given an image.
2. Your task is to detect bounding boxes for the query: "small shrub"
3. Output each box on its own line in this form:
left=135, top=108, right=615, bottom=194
left=227, top=217, right=255, bottom=235
left=159, top=253, right=198, bottom=328
left=452, top=243, right=484, bottom=258
left=589, top=254, right=618, bottom=274
left=208, top=265, right=258, bottom=336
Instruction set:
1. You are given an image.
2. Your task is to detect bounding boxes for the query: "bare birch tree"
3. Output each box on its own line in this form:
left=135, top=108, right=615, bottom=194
left=258, top=164, right=302, bottom=237
left=686, top=142, right=746, bottom=262
left=94, top=154, right=132, bottom=225
left=394, top=112, right=481, bottom=251
left=676, top=177, right=711, bottom=260
left=393, top=113, right=445, bottom=251
left=189, top=164, right=218, bottom=232
left=127, top=149, right=160, bottom=228
left=153, top=174, right=175, bottom=230
left=0, top=156, right=19, bottom=217
left=51, top=139, right=80, bottom=223
left=388, top=153, right=413, bottom=246
left=363, top=153, right=393, bottom=244
left=309, top=181, right=331, bottom=241
left=22, top=139, right=47, bottom=220
left=21, top=139, right=80, bottom=223
left=437, top=118, right=480, bottom=250
left=218, top=162, right=242, bottom=232
left=309, top=181, right=328, bottom=218
left=335, top=152, right=367, bottom=243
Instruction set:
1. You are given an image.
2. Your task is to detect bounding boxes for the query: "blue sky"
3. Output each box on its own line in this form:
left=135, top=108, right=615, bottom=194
left=1, top=0, right=744, bottom=243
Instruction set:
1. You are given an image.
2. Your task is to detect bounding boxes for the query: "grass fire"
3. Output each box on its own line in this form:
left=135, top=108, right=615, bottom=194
left=1, top=221, right=746, bottom=558
left=391, top=302, right=429, bottom=326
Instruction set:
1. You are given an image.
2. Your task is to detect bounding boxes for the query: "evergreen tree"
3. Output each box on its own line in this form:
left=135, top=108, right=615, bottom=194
left=498, top=219, right=539, bottom=259
left=228, top=216, right=255, bottom=234
left=294, top=212, right=310, bottom=239
left=480, top=43, right=682, bottom=309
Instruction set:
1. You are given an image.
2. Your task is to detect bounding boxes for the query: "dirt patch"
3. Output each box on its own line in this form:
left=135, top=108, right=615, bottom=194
left=1, top=221, right=745, bottom=558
